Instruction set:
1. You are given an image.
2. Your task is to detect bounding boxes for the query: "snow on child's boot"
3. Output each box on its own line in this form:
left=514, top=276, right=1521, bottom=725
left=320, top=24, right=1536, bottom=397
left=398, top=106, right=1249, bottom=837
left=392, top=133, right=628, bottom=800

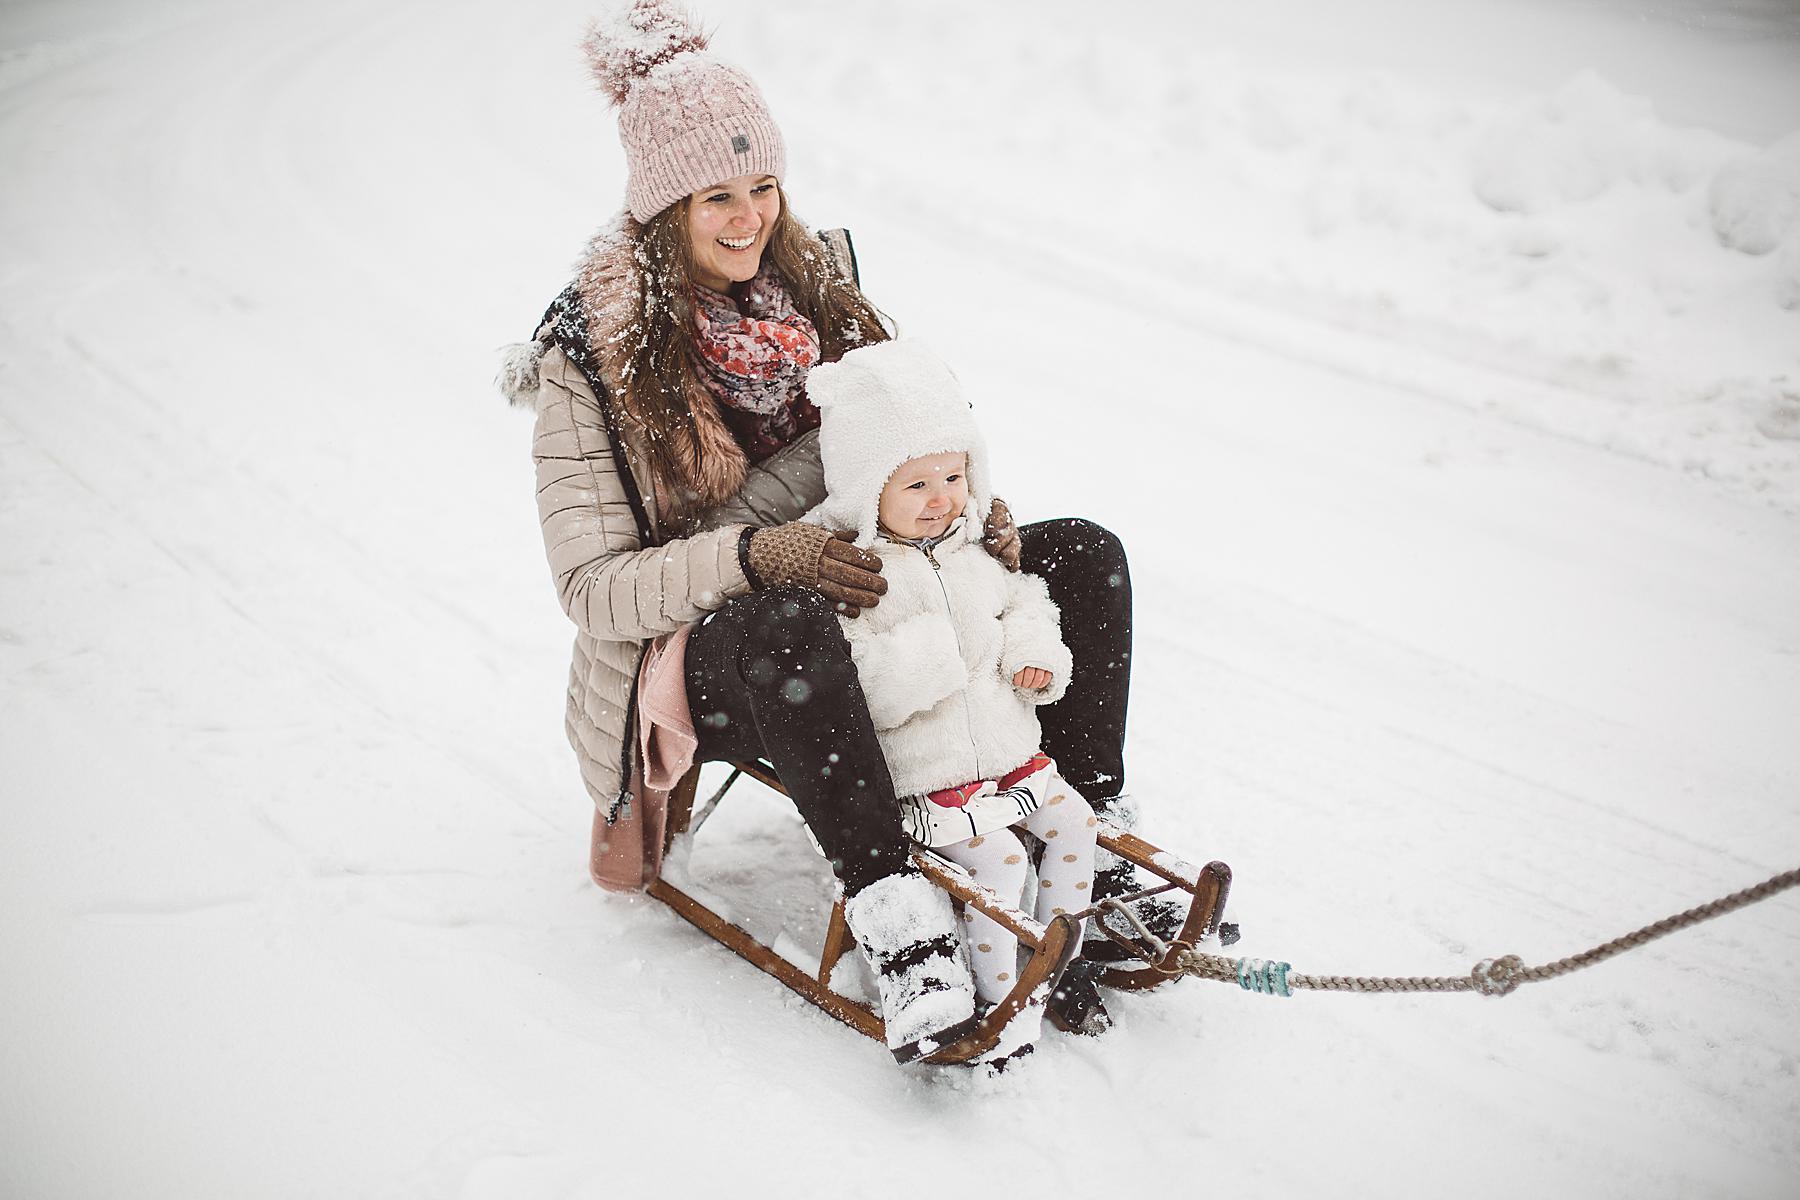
left=844, top=869, right=980, bottom=1064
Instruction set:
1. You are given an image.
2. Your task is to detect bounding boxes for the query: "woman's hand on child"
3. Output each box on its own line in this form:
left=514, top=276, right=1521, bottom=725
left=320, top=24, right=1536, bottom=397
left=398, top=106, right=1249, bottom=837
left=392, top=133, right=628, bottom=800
left=745, top=523, right=887, bottom=617
left=817, top=531, right=887, bottom=616
left=982, top=496, right=1022, bottom=572
left=1011, top=666, right=1053, bottom=690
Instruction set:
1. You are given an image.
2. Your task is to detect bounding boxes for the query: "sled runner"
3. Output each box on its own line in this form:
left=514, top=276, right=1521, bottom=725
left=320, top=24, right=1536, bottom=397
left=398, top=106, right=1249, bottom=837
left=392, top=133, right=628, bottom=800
left=644, top=760, right=1234, bottom=1063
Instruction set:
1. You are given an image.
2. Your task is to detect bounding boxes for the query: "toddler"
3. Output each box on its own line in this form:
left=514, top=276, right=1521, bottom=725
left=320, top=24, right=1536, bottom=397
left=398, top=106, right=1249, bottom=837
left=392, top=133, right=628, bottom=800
left=805, top=339, right=1098, bottom=1063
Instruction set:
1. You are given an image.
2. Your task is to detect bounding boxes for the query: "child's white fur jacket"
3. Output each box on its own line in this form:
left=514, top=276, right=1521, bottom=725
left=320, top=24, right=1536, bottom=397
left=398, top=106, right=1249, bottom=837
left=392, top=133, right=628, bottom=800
left=843, top=526, right=1071, bottom=797
left=805, top=339, right=1073, bottom=798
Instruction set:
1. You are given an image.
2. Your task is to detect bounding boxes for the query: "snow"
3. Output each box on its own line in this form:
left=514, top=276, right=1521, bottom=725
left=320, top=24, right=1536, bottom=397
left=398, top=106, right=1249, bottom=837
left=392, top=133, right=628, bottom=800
left=1711, top=132, right=1800, bottom=256
left=2, top=0, right=1798, bottom=1196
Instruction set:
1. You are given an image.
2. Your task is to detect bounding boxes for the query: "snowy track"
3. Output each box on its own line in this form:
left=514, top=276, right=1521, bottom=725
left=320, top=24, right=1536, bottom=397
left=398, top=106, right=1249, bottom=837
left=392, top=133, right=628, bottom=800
left=3, top=1, right=1798, bottom=1197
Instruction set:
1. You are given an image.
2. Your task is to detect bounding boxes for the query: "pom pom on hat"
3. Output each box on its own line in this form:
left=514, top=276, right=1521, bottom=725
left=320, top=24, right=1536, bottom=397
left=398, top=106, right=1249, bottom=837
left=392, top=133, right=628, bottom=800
left=581, top=0, right=787, bottom=223
left=582, top=1, right=709, bottom=105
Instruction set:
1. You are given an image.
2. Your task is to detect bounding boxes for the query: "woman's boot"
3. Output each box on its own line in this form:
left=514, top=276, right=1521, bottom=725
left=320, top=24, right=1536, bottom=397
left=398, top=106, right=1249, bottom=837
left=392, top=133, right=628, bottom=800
left=1082, top=794, right=1187, bottom=963
left=1045, top=955, right=1113, bottom=1035
left=844, top=870, right=979, bottom=1063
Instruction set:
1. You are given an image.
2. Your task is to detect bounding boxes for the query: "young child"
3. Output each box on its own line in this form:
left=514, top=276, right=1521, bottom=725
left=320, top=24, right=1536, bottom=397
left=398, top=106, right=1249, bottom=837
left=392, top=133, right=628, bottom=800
left=805, top=339, right=1099, bottom=1063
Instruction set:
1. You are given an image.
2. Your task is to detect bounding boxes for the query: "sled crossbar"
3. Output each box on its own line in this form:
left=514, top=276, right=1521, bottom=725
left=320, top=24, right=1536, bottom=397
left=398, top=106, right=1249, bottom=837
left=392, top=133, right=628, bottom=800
left=648, top=761, right=1231, bottom=1061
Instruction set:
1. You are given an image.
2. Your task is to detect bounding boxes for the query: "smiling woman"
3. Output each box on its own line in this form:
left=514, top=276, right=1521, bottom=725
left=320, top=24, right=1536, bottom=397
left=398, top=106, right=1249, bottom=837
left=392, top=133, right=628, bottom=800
left=687, top=174, right=780, bottom=292
left=498, top=0, right=1138, bottom=1067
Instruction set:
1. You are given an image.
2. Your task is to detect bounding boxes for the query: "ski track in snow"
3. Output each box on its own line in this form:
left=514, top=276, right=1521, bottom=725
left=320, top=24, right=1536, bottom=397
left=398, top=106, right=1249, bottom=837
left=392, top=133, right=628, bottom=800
left=3, top=1, right=1798, bottom=1197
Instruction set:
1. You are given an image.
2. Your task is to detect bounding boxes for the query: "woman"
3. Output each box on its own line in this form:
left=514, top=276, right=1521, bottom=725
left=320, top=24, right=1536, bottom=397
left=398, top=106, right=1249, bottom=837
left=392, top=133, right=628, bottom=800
left=500, top=1, right=1137, bottom=1062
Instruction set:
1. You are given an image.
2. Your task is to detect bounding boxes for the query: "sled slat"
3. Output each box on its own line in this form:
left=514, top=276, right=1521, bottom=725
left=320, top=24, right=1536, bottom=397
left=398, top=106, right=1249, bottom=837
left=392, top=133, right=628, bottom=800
left=819, top=899, right=855, bottom=986
left=734, top=759, right=785, bottom=794
left=663, top=769, right=701, bottom=850
left=1096, top=827, right=1203, bottom=890
left=648, top=878, right=884, bottom=1042
left=915, top=854, right=1049, bottom=948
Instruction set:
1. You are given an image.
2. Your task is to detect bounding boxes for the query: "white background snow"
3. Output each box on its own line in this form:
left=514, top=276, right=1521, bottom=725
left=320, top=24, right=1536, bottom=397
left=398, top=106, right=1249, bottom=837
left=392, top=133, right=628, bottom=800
left=3, top=0, right=1799, bottom=1195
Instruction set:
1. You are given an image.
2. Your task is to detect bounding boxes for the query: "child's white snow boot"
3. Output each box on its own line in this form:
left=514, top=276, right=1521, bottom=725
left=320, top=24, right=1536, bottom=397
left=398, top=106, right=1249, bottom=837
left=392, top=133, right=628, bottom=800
left=845, top=869, right=979, bottom=1064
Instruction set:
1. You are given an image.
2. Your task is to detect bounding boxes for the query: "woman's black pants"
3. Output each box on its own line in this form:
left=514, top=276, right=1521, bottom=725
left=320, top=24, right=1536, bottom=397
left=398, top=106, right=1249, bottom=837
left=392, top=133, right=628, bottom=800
left=684, top=518, right=1132, bottom=896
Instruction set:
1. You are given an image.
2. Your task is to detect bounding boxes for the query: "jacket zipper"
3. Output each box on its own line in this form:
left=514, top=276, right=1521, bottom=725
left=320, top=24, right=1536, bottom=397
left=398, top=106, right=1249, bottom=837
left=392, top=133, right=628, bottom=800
left=922, top=546, right=983, bottom=780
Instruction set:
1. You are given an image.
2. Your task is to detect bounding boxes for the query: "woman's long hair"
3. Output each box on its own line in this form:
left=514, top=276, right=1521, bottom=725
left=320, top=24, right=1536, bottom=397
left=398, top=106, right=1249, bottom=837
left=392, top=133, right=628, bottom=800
left=617, top=186, right=891, bottom=497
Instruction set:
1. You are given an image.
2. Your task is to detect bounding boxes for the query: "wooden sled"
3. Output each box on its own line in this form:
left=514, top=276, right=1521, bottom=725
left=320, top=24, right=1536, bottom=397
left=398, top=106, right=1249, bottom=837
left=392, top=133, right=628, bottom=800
left=645, top=760, right=1233, bottom=1063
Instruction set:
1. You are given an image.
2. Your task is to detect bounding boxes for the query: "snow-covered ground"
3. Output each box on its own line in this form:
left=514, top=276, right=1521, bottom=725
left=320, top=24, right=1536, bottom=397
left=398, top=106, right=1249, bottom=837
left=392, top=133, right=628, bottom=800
left=3, top=1, right=1798, bottom=1196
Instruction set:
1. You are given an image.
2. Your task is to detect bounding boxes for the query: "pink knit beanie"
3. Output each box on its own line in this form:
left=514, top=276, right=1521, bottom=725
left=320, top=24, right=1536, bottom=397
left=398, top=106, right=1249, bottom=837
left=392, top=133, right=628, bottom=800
left=584, top=1, right=787, bottom=224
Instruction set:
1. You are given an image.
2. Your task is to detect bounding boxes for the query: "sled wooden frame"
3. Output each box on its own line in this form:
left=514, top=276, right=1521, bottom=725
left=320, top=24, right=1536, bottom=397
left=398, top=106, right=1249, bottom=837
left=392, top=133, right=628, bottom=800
left=645, top=761, right=1232, bottom=1063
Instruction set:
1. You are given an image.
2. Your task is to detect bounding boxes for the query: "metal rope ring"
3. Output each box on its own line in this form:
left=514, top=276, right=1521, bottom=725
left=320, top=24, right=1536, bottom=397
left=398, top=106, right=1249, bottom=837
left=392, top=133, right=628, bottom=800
left=1152, top=938, right=1197, bottom=976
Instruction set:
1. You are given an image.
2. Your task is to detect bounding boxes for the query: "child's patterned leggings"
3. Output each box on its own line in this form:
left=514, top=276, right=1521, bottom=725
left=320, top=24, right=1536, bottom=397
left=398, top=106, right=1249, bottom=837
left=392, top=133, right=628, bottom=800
left=934, top=775, right=1098, bottom=1004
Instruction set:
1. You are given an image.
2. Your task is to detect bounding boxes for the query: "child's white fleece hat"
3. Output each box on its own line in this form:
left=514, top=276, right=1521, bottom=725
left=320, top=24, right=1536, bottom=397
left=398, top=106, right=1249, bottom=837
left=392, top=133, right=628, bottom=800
left=807, top=339, right=993, bottom=548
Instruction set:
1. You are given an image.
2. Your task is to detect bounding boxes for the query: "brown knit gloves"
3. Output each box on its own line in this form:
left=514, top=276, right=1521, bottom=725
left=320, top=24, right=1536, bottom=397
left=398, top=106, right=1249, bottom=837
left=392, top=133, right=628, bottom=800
left=982, top=496, right=1022, bottom=572
left=742, top=523, right=887, bottom=618
left=740, top=500, right=1016, bottom=618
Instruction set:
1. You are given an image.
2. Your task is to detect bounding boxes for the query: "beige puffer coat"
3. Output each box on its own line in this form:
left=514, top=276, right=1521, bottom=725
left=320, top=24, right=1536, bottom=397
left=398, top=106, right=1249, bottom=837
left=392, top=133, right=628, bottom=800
left=503, top=226, right=832, bottom=816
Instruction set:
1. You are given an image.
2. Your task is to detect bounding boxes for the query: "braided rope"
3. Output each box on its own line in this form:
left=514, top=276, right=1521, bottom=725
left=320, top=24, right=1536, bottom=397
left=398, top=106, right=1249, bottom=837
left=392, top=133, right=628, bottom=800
left=1106, top=866, right=1800, bottom=999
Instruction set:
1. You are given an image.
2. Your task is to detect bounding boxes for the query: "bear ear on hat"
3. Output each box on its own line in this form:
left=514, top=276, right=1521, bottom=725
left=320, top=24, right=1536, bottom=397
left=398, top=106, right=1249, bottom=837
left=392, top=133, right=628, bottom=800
left=805, top=358, right=848, bottom=407
left=583, top=0, right=709, bottom=104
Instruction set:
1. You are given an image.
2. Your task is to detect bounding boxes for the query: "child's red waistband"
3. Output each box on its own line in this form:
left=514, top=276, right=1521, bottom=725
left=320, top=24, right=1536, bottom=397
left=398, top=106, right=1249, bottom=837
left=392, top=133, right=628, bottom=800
left=924, top=752, right=1052, bottom=809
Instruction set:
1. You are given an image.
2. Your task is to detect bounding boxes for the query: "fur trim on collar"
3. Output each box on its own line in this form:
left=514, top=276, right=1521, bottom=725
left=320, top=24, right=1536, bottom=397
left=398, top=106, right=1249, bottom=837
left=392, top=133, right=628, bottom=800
left=496, top=216, right=749, bottom=511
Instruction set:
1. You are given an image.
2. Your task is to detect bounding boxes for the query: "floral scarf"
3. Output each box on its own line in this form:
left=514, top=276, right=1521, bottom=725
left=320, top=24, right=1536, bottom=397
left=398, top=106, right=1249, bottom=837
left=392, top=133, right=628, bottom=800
left=690, top=265, right=822, bottom=462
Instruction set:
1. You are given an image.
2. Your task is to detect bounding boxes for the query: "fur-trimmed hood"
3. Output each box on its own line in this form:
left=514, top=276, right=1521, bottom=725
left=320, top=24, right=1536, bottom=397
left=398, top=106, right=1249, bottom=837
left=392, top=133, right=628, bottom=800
left=496, top=340, right=546, bottom=407
left=806, top=339, right=993, bottom=549
left=496, top=215, right=749, bottom=511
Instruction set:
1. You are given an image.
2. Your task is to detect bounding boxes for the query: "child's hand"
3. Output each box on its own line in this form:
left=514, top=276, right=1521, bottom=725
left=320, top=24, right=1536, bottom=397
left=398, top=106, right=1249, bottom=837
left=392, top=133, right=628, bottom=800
left=1012, top=666, right=1053, bottom=690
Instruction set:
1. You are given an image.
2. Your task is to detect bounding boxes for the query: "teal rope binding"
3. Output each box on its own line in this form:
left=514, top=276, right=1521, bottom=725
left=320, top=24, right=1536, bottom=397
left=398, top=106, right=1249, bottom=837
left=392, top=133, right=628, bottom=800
left=1236, top=957, right=1292, bottom=997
